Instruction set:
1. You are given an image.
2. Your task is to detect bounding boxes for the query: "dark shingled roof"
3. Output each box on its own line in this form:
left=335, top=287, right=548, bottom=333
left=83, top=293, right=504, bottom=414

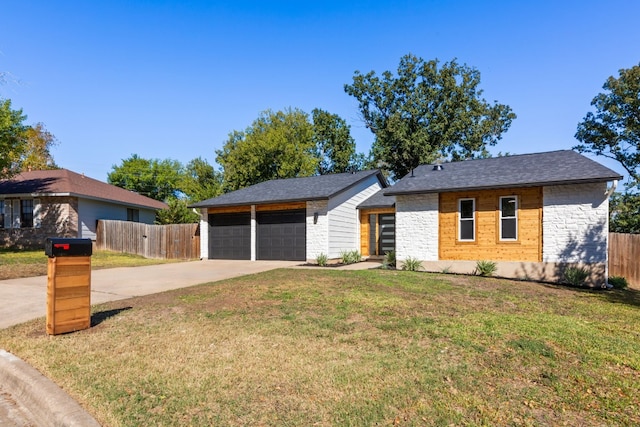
left=357, top=189, right=396, bottom=209
left=0, top=169, right=168, bottom=210
left=385, top=150, right=622, bottom=196
left=190, top=170, right=385, bottom=208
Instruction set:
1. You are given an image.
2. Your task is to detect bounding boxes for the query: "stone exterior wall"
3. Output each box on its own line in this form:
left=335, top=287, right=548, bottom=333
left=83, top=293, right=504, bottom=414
left=395, top=193, right=439, bottom=261
left=0, top=196, right=78, bottom=249
left=542, top=182, right=609, bottom=263
left=306, top=200, right=329, bottom=261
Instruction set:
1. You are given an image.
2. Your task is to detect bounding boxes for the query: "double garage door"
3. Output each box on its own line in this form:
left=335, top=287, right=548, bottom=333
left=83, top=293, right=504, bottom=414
left=208, top=209, right=306, bottom=261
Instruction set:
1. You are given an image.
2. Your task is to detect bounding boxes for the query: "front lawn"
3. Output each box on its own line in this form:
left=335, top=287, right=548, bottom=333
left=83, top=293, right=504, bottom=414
left=0, top=249, right=180, bottom=280
left=1, top=269, right=639, bottom=426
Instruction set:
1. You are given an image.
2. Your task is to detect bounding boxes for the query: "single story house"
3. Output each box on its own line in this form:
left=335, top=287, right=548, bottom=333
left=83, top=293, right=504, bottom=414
left=0, top=169, right=168, bottom=248
left=190, top=170, right=387, bottom=261
left=383, top=150, right=622, bottom=285
left=189, top=150, right=621, bottom=286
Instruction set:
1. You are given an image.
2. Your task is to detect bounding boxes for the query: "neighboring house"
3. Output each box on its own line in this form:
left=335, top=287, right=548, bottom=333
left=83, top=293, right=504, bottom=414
left=381, top=150, right=622, bottom=285
left=190, top=170, right=387, bottom=261
left=0, top=169, right=168, bottom=248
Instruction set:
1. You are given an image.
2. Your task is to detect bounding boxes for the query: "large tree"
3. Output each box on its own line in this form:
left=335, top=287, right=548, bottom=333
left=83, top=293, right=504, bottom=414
left=20, top=122, right=58, bottom=171
left=180, top=157, right=223, bottom=202
left=216, top=108, right=317, bottom=192
left=312, top=108, right=362, bottom=174
left=574, top=63, right=640, bottom=183
left=108, top=154, right=183, bottom=202
left=0, top=98, right=28, bottom=178
left=344, top=54, right=516, bottom=179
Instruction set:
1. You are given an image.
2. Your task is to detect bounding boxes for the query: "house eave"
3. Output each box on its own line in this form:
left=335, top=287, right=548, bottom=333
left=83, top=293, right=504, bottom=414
left=384, top=177, right=623, bottom=196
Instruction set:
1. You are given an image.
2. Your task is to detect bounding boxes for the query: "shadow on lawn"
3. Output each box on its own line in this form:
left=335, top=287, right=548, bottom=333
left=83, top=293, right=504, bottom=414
left=597, top=287, right=640, bottom=308
left=91, top=307, right=132, bottom=327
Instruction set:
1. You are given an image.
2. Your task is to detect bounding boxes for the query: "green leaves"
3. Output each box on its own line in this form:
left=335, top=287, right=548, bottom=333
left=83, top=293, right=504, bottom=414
left=575, top=63, right=640, bottom=183
left=216, top=108, right=316, bottom=192
left=0, top=98, right=28, bottom=179
left=345, top=54, right=516, bottom=179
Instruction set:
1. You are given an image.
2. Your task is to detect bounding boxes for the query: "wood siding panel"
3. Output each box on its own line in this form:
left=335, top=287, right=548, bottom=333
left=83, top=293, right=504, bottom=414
left=256, top=202, right=306, bottom=211
left=439, top=187, right=542, bottom=262
left=207, top=206, right=252, bottom=214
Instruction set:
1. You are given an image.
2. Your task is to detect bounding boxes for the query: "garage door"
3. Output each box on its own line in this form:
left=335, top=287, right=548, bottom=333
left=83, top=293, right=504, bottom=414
left=257, top=209, right=306, bottom=261
left=208, top=212, right=251, bottom=260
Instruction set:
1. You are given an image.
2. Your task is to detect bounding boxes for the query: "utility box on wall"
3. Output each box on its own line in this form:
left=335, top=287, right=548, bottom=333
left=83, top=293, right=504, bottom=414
left=45, top=238, right=93, bottom=335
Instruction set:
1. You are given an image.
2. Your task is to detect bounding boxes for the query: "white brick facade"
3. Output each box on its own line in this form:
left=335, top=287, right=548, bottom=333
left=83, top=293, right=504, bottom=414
left=542, top=182, right=609, bottom=263
left=199, top=208, right=208, bottom=259
left=306, top=200, right=329, bottom=260
left=395, top=193, right=439, bottom=261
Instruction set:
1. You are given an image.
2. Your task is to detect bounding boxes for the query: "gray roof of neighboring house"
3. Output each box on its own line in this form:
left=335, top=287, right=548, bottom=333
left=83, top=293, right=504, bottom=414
left=385, top=150, right=623, bottom=196
left=357, top=189, right=396, bottom=209
left=0, top=169, right=168, bottom=210
left=190, top=170, right=386, bottom=208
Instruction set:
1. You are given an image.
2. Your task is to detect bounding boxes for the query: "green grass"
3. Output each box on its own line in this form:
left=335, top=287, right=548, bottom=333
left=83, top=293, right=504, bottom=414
left=1, top=269, right=639, bottom=426
left=0, top=249, right=179, bottom=280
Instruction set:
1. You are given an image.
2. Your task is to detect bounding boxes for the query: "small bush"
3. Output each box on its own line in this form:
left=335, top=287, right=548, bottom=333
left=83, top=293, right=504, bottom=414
left=340, top=250, right=361, bottom=265
left=401, top=257, right=423, bottom=272
left=316, top=253, right=328, bottom=267
left=608, top=276, right=628, bottom=290
left=382, top=251, right=396, bottom=269
left=563, top=266, right=590, bottom=287
left=475, top=260, right=497, bottom=277
left=440, top=266, right=452, bottom=274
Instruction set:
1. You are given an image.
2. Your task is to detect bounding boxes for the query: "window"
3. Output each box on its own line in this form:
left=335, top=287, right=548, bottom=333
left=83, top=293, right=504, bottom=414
left=458, top=198, right=475, bottom=241
left=500, top=196, right=517, bottom=240
left=0, top=200, right=4, bottom=229
left=20, top=199, right=34, bottom=228
left=127, top=208, right=139, bottom=222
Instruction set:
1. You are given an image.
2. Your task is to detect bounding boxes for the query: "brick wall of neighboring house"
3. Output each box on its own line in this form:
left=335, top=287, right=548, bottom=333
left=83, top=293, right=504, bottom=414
left=0, top=196, right=79, bottom=249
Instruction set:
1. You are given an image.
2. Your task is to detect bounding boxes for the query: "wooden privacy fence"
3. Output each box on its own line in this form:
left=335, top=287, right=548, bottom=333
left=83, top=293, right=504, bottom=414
left=609, top=232, right=640, bottom=286
left=96, top=220, right=200, bottom=260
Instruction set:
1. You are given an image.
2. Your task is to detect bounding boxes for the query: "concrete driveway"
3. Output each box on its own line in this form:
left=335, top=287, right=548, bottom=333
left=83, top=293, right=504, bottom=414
left=0, top=260, right=298, bottom=329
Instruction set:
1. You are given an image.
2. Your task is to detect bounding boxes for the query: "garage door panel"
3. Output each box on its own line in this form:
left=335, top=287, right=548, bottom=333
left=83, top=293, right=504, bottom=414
left=257, top=209, right=306, bottom=261
left=209, top=212, right=251, bottom=260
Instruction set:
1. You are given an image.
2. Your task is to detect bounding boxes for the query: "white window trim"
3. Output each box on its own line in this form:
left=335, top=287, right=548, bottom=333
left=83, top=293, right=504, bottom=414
left=458, top=198, right=475, bottom=242
left=499, top=195, right=518, bottom=241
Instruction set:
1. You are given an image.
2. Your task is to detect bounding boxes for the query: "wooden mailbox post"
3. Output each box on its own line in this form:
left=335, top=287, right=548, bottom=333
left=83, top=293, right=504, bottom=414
left=45, top=238, right=93, bottom=335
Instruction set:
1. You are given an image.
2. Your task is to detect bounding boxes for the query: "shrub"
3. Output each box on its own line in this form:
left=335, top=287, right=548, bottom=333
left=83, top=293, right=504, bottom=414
left=401, top=257, right=423, bottom=271
left=608, top=276, right=628, bottom=290
left=382, top=251, right=396, bottom=269
left=316, top=253, right=328, bottom=267
left=563, top=266, right=590, bottom=287
left=340, top=250, right=361, bottom=265
left=475, top=260, right=497, bottom=277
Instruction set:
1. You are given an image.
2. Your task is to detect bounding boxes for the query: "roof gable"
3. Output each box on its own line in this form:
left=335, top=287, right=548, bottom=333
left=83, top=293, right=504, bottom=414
left=191, top=170, right=386, bottom=208
left=385, top=150, right=622, bottom=196
left=0, top=169, right=167, bottom=210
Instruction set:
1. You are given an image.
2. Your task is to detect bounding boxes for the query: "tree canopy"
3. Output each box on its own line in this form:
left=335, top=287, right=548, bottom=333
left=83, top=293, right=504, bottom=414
left=20, top=122, right=58, bottom=171
left=312, top=108, right=364, bottom=174
left=107, top=154, right=184, bottom=202
left=575, top=63, right=640, bottom=183
left=180, top=157, right=223, bottom=202
left=216, top=109, right=317, bottom=192
left=344, top=54, right=516, bottom=180
left=0, top=98, right=28, bottom=178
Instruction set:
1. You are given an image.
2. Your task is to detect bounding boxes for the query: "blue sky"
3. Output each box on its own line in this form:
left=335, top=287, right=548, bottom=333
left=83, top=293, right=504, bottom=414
left=2, top=1, right=638, bottom=183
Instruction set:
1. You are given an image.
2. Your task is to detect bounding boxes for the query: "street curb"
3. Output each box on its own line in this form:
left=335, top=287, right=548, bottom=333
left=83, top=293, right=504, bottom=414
left=0, top=349, right=100, bottom=427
